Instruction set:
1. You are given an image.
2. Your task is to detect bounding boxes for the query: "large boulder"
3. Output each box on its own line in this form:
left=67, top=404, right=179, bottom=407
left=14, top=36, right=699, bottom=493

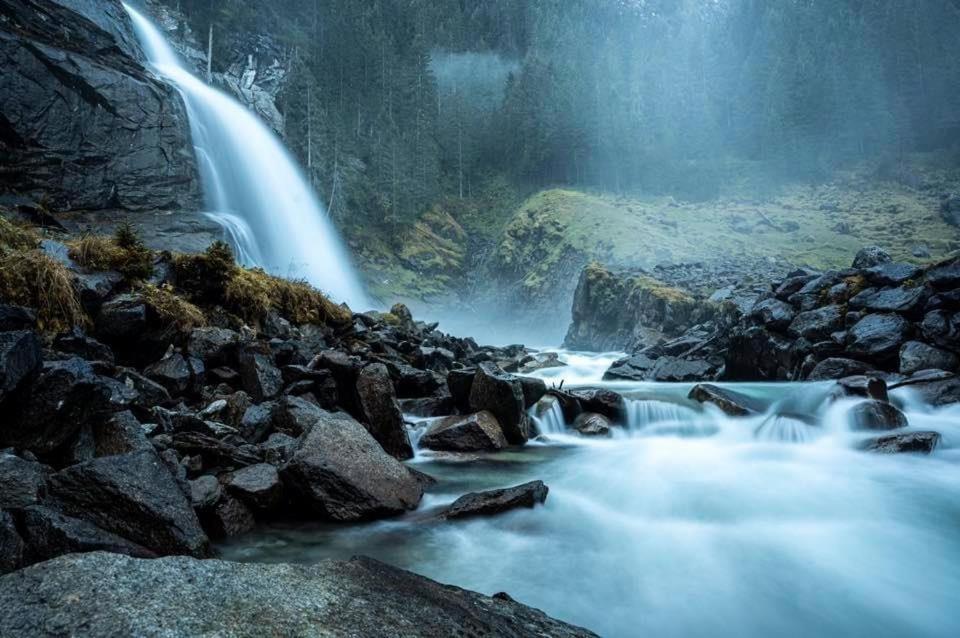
left=845, top=314, right=911, bottom=362
left=787, top=305, right=845, bottom=342
left=237, top=343, right=282, bottom=402
left=280, top=410, right=423, bottom=521
left=468, top=363, right=529, bottom=444
left=444, top=481, right=549, bottom=519
left=748, top=298, right=797, bottom=332
left=0, top=330, right=42, bottom=403
left=862, top=431, right=941, bottom=455
left=356, top=363, right=413, bottom=460
left=807, top=358, right=876, bottom=381
left=568, top=388, right=627, bottom=423
left=849, top=400, right=908, bottom=431
left=15, top=505, right=154, bottom=566
left=0, top=552, right=596, bottom=637
left=899, top=341, right=958, bottom=375
left=571, top=413, right=611, bottom=436
left=849, top=287, right=927, bottom=317
left=725, top=326, right=794, bottom=380
left=0, top=358, right=113, bottom=455
left=48, top=450, right=210, bottom=557
left=0, top=451, right=48, bottom=509
left=851, top=246, right=892, bottom=269
left=0, top=0, right=201, bottom=211
left=420, top=411, right=509, bottom=452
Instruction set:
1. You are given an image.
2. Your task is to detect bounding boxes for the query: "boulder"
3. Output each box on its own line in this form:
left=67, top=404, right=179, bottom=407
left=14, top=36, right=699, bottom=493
left=725, top=326, right=795, bottom=380
left=849, top=400, right=908, bottom=431
left=849, top=287, right=926, bottom=316
left=225, top=463, right=283, bottom=512
left=899, top=341, right=958, bottom=375
left=688, top=384, right=763, bottom=416
left=239, top=401, right=277, bottom=443
left=420, top=411, right=509, bottom=452
left=356, top=363, right=413, bottom=460
left=920, top=310, right=960, bottom=351
left=851, top=246, right=892, bottom=269
left=1, top=358, right=113, bottom=455
left=201, top=493, right=255, bottom=539
left=237, top=344, right=282, bottom=402
left=865, top=263, right=922, bottom=287
left=568, top=388, right=627, bottom=423
left=95, top=294, right=148, bottom=340
left=807, top=357, right=876, bottom=381
left=171, top=432, right=261, bottom=470
left=444, top=480, right=549, bottom=519
left=749, top=298, right=797, bottom=332
left=187, top=327, right=240, bottom=366
left=189, top=475, right=221, bottom=511
left=649, top=356, right=716, bottom=382
left=144, top=351, right=202, bottom=397
left=862, top=431, right=941, bottom=455
left=603, top=353, right=657, bottom=381
left=310, top=350, right=362, bottom=414
left=15, top=505, right=154, bottom=566
left=49, top=450, right=210, bottom=557
left=398, top=394, right=455, bottom=417
left=0, top=330, right=42, bottom=402
left=0, top=510, right=24, bottom=574
left=925, top=258, right=960, bottom=290
left=0, top=553, right=596, bottom=637
left=891, top=374, right=960, bottom=407
left=52, top=328, right=114, bottom=364
left=846, top=314, right=911, bottom=361
left=469, top=363, right=529, bottom=444
left=90, top=410, right=152, bottom=458
left=259, top=433, right=299, bottom=466
left=0, top=451, right=47, bottom=509
left=115, top=367, right=171, bottom=407
left=519, top=376, right=548, bottom=409
left=571, top=413, right=611, bottom=436
left=787, top=305, right=845, bottom=342
left=280, top=410, right=423, bottom=521
left=447, top=367, right=476, bottom=412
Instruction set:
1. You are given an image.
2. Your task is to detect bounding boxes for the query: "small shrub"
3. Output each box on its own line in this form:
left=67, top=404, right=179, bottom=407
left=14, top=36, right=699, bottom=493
left=0, top=249, right=86, bottom=333
left=174, top=241, right=237, bottom=303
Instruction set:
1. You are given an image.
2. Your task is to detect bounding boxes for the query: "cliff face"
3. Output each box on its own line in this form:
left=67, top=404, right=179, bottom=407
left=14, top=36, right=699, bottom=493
left=0, top=0, right=201, bottom=212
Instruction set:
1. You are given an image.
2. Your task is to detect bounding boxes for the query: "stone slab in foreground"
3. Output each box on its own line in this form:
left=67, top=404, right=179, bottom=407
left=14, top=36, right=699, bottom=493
left=0, top=552, right=597, bottom=638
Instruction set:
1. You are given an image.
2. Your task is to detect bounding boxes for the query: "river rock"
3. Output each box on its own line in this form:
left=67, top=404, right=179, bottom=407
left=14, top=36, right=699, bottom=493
left=845, top=313, right=911, bottom=361
left=0, top=451, right=47, bottom=509
left=603, top=353, right=657, bottom=381
left=569, top=388, right=627, bottom=423
left=15, top=505, right=155, bottom=566
left=469, top=362, right=529, bottom=444
left=445, top=480, right=549, bottom=519
left=688, top=384, right=763, bottom=416
left=725, top=326, right=794, bottom=380
left=892, top=374, right=960, bottom=407
left=420, top=411, right=509, bottom=452
left=849, top=286, right=927, bottom=317
left=807, top=357, right=876, bottom=380
left=0, top=552, right=596, bottom=637
left=749, top=298, right=797, bottom=332
left=519, top=375, right=548, bottom=408
left=862, top=431, right=941, bottom=454
left=0, top=330, right=42, bottom=403
left=1, top=358, right=113, bottom=455
left=356, top=363, right=413, bottom=460
left=852, top=246, right=892, bottom=269
left=572, top=413, right=611, bottom=436
left=925, top=258, right=960, bottom=289
left=225, top=463, right=282, bottom=512
left=899, top=341, right=958, bottom=375
left=280, top=409, right=423, bottom=521
left=920, top=310, right=960, bottom=350
left=849, top=400, right=908, bottom=431
left=787, top=305, right=845, bottom=342
left=865, top=263, right=922, bottom=287
left=48, top=449, right=210, bottom=557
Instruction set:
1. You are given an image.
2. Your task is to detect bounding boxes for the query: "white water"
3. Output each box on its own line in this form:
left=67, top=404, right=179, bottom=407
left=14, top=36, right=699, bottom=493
left=123, top=4, right=368, bottom=308
left=223, top=349, right=960, bottom=637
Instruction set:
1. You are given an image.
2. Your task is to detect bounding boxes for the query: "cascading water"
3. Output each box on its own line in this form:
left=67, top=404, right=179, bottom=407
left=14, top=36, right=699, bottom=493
left=123, top=3, right=368, bottom=308
left=531, top=398, right=567, bottom=435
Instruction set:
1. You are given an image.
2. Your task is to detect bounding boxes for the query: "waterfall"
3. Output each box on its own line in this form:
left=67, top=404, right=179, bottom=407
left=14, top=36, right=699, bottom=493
left=624, top=399, right=699, bottom=431
left=531, top=399, right=567, bottom=435
left=123, top=3, right=368, bottom=309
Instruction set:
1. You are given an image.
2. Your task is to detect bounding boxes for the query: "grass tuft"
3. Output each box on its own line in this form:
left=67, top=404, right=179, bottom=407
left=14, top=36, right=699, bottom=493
left=0, top=250, right=86, bottom=333
left=140, top=283, right=207, bottom=333
left=68, top=223, right=154, bottom=280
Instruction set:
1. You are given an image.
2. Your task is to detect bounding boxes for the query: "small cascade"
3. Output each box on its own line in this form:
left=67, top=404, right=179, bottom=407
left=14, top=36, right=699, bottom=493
left=625, top=399, right=699, bottom=431
left=123, top=3, right=368, bottom=308
left=754, top=414, right=817, bottom=443
left=531, top=399, right=567, bottom=435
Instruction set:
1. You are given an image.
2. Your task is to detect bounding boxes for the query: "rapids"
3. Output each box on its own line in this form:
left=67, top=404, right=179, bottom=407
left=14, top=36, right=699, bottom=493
left=123, top=4, right=368, bottom=308
left=221, top=350, right=960, bottom=638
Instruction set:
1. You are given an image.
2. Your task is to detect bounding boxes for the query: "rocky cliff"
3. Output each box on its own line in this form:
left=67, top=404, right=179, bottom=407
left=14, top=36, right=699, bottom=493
left=0, top=0, right=201, bottom=212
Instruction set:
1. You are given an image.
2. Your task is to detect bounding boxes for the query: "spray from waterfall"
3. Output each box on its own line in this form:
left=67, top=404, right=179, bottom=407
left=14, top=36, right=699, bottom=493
left=123, top=3, right=368, bottom=309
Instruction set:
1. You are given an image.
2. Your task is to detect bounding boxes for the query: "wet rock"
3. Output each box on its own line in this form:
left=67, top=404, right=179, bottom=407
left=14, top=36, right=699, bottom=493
left=239, top=401, right=277, bottom=443
left=0, top=329, right=42, bottom=402
left=398, top=394, right=455, bottom=417
left=925, top=258, right=960, bottom=290
left=865, top=263, right=922, bottom=287
left=572, top=413, right=611, bottom=436
left=849, top=286, right=927, bottom=317
left=603, top=353, right=657, bottom=381
left=516, top=352, right=567, bottom=374
left=831, top=376, right=889, bottom=401
left=899, top=341, right=958, bottom=375
left=0, top=553, right=597, bottom=637
left=280, top=409, right=423, bottom=521
left=469, top=363, right=529, bottom=444
left=383, top=359, right=442, bottom=399
left=0, top=451, right=48, bottom=509
left=688, top=384, right=762, bottom=416
left=519, top=375, right=548, bottom=409
left=189, top=475, right=221, bottom=510
left=775, top=274, right=817, bottom=301
left=356, top=363, right=413, bottom=460
left=862, top=431, right=940, bottom=455
left=96, top=294, right=148, bottom=340
left=144, top=351, right=201, bottom=397
left=851, top=246, right=892, bottom=269
left=0, top=510, right=24, bottom=574
left=237, top=344, right=282, bottom=402
left=649, top=356, right=716, bottom=382
left=788, top=305, right=845, bottom=342
left=225, top=463, right=282, bottom=512
left=171, top=432, right=261, bottom=470
left=201, top=493, right=255, bottom=539
left=271, top=395, right=322, bottom=438
left=749, top=298, right=797, bottom=332
left=920, top=310, right=960, bottom=350
left=187, top=327, right=240, bottom=366
left=807, top=358, right=876, bottom=381
left=310, top=350, right=362, bottom=414
left=444, top=480, right=549, bottom=520
left=420, top=411, right=509, bottom=452
left=1, top=358, right=113, bottom=454
left=892, top=374, right=960, bottom=407
left=849, top=400, right=908, bottom=431
left=16, top=505, right=154, bottom=566
left=568, top=388, right=627, bottom=423
left=725, top=326, right=794, bottom=380
left=49, top=450, right=210, bottom=557
left=846, top=314, right=912, bottom=361
left=447, top=368, right=476, bottom=412
left=0, top=305, right=36, bottom=331
left=53, top=328, right=114, bottom=364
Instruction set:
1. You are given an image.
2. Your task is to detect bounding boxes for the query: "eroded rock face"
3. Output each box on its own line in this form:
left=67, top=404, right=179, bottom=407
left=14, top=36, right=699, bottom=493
left=0, top=0, right=201, bottom=210
left=280, top=410, right=423, bottom=521
left=0, top=553, right=597, bottom=637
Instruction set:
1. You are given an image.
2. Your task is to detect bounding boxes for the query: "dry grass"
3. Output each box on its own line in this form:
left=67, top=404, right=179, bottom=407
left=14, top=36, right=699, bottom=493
left=68, top=223, right=154, bottom=280
left=225, top=267, right=352, bottom=326
left=0, top=249, right=86, bottom=333
left=140, top=283, right=207, bottom=333
left=0, top=216, right=41, bottom=252
left=68, top=235, right=125, bottom=271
